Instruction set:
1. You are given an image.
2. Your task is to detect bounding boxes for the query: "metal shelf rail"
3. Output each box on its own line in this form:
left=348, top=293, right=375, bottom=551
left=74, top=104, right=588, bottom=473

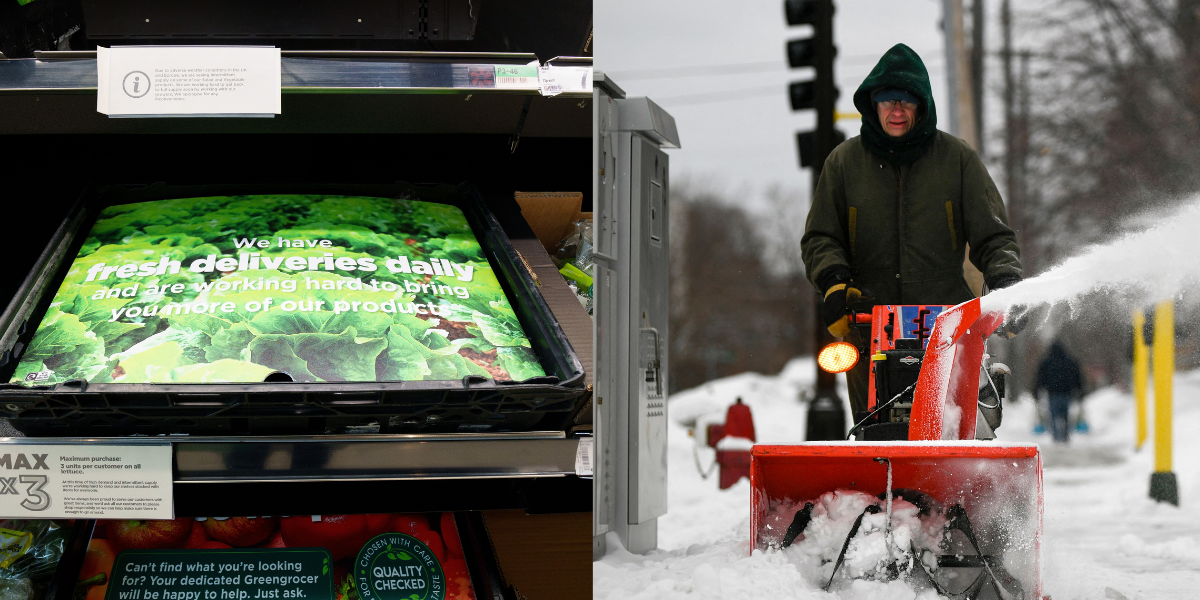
left=0, top=50, right=593, bottom=517
left=0, top=50, right=589, bottom=94
left=0, top=433, right=589, bottom=514
left=0, top=51, right=592, bottom=135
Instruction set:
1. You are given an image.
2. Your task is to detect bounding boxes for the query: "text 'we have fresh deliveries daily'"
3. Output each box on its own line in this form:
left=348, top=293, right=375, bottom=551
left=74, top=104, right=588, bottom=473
left=85, top=236, right=479, bottom=323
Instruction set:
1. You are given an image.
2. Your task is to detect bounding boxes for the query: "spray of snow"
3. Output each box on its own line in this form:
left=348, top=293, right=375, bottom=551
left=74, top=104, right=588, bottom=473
left=981, top=200, right=1200, bottom=317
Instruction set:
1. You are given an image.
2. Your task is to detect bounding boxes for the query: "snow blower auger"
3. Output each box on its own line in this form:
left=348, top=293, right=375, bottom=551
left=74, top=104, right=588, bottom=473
left=751, top=298, right=1044, bottom=600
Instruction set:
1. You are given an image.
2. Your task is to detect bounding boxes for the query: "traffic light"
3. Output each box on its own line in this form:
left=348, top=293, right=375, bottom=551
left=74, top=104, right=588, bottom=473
left=787, top=38, right=816, bottom=68
left=785, top=0, right=839, bottom=175
left=786, top=0, right=847, bottom=441
left=789, top=81, right=815, bottom=111
left=785, top=0, right=817, bottom=26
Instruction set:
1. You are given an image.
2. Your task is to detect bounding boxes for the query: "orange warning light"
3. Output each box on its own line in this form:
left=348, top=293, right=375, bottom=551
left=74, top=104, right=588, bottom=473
left=818, top=342, right=859, bottom=373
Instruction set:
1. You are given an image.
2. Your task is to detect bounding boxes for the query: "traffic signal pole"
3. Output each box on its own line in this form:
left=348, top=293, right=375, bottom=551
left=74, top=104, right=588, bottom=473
left=810, top=0, right=842, bottom=440
left=786, top=0, right=845, bottom=439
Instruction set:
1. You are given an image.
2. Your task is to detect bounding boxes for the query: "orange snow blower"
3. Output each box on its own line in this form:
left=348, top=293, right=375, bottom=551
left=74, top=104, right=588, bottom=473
left=751, top=298, right=1044, bottom=599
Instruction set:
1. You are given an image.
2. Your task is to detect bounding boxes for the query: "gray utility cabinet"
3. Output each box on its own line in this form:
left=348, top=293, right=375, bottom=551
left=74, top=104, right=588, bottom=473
left=592, top=74, right=680, bottom=557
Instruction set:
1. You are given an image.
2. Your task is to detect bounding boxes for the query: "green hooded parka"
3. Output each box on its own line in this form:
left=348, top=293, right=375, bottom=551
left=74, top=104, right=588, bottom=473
left=800, top=44, right=1022, bottom=412
left=801, top=43, right=1021, bottom=306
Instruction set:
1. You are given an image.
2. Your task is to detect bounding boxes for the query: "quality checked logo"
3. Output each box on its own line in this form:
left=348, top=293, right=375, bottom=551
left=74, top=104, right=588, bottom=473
left=122, top=71, right=150, bottom=98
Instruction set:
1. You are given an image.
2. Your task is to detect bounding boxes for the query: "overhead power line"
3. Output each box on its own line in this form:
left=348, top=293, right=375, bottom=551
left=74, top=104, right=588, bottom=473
left=607, top=50, right=943, bottom=81
left=648, top=64, right=946, bottom=109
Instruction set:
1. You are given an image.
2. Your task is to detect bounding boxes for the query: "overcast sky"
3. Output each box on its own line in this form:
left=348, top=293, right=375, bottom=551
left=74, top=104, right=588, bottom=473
left=595, top=0, right=953, bottom=211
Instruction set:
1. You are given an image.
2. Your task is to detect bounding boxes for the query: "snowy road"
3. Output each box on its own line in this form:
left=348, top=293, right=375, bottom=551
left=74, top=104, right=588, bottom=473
left=594, top=359, right=1200, bottom=599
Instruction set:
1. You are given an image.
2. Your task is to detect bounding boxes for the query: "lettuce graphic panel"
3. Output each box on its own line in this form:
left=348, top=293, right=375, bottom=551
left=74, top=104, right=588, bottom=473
left=12, top=195, right=546, bottom=385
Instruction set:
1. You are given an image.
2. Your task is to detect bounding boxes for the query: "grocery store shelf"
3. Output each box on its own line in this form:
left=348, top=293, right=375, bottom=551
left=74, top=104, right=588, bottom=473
left=1, top=51, right=567, bottom=94
left=2, top=432, right=589, bottom=514
left=175, top=432, right=581, bottom=482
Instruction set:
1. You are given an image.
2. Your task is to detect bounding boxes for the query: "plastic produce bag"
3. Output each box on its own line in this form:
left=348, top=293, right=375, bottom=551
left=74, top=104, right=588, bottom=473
left=555, top=219, right=594, bottom=315
left=0, top=520, right=69, bottom=600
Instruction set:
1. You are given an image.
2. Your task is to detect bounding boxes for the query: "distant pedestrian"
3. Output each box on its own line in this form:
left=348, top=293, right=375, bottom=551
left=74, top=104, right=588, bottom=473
left=1035, top=341, right=1084, bottom=443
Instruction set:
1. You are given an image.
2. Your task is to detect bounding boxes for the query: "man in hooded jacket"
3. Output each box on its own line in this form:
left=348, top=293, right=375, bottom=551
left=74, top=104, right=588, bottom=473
left=801, top=44, right=1023, bottom=415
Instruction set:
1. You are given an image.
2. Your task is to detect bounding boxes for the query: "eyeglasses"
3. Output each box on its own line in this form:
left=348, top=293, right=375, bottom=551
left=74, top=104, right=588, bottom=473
left=878, top=99, right=917, bottom=111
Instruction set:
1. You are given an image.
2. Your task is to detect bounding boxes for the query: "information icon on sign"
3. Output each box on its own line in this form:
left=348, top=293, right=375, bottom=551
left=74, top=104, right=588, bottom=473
left=122, top=71, right=150, bottom=98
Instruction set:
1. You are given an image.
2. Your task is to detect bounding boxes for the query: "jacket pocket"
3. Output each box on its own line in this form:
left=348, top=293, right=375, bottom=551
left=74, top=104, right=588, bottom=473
left=848, top=207, right=857, bottom=255
left=944, top=201, right=957, bottom=252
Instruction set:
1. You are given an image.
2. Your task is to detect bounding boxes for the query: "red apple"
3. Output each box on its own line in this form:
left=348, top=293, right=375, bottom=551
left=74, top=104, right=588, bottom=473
left=106, top=519, right=192, bottom=551
left=255, top=529, right=287, bottom=548
left=415, top=530, right=446, bottom=563
left=203, top=517, right=278, bottom=547
left=389, top=514, right=431, bottom=536
left=280, top=515, right=367, bottom=561
left=440, top=513, right=464, bottom=560
left=195, top=540, right=232, bottom=549
left=183, top=521, right=209, bottom=549
left=443, top=559, right=475, bottom=600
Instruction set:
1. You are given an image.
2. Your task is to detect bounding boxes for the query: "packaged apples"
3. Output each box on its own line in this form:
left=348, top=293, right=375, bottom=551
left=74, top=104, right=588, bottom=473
left=389, top=513, right=432, bottom=536
left=203, top=517, right=278, bottom=547
left=182, top=520, right=209, bottom=549
left=280, top=515, right=370, bottom=561
left=106, top=518, right=192, bottom=551
left=414, top=530, right=447, bottom=562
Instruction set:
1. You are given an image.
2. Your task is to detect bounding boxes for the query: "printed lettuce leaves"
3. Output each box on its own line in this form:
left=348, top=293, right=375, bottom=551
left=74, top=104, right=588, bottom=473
left=11, top=195, right=546, bottom=385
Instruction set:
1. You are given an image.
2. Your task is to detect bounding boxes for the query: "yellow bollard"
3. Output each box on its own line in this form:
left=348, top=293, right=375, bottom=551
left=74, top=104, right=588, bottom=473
left=1149, top=300, right=1179, bottom=505
left=1132, top=311, right=1149, bottom=451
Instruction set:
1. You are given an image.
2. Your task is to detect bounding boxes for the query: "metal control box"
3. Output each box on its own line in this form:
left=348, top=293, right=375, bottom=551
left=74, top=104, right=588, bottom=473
left=592, top=75, right=679, bottom=557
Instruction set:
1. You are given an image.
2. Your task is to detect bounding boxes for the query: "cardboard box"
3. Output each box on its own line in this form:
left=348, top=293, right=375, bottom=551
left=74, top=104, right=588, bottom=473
left=483, top=510, right=591, bottom=600
left=514, top=191, right=584, bottom=253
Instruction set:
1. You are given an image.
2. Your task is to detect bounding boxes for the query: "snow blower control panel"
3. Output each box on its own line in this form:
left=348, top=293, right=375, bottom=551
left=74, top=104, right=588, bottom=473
left=859, top=305, right=947, bottom=441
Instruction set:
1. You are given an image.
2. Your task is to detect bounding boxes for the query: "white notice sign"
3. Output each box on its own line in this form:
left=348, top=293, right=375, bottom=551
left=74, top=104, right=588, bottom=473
left=575, top=437, right=593, bottom=477
left=97, top=46, right=281, bottom=117
left=0, top=443, right=173, bottom=519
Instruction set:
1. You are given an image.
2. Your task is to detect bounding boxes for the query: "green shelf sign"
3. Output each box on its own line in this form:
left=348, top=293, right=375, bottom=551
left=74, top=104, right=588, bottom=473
left=107, top=548, right=334, bottom=600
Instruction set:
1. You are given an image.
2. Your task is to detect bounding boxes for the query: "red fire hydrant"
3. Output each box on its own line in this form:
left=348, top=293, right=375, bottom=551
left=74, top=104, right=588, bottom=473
left=705, top=397, right=757, bottom=489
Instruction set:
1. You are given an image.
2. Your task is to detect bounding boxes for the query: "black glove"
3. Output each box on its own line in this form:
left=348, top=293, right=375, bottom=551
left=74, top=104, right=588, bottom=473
left=995, top=304, right=1029, bottom=338
left=822, top=282, right=875, bottom=338
left=987, top=273, right=1021, bottom=292
left=986, top=273, right=1025, bottom=338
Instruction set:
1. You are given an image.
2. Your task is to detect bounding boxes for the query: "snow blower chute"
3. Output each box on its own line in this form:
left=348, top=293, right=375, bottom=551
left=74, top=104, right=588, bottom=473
left=751, top=298, right=1043, bottom=599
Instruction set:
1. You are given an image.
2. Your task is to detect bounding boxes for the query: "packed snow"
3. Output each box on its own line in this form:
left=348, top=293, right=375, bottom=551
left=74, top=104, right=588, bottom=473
left=593, top=359, right=1200, bottom=599
left=765, top=490, right=948, bottom=588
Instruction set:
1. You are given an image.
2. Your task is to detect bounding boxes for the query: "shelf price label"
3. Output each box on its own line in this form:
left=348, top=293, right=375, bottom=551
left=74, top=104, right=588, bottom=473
left=575, top=437, right=593, bottom=477
left=538, top=66, right=593, bottom=97
left=97, top=46, right=281, bottom=117
left=0, top=443, right=173, bottom=519
left=494, top=65, right=539, bottom=90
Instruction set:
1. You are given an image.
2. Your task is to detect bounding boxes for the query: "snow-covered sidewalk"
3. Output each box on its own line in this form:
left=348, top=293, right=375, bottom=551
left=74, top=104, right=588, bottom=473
left=594, top=358, right=1200, bottom=599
